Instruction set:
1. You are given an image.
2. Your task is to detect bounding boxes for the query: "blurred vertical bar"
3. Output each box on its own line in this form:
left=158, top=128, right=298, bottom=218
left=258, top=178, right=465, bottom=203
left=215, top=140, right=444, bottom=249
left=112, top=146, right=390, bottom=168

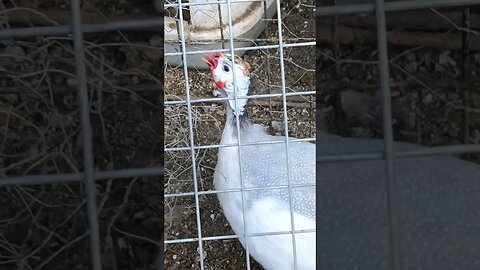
left=157, top=1, right=166, bottom=268
left=70, top=0, right=102, bottom=269
left=175, top=0, right=206, bottom=268
left=374, top=0, right=401, bottom=269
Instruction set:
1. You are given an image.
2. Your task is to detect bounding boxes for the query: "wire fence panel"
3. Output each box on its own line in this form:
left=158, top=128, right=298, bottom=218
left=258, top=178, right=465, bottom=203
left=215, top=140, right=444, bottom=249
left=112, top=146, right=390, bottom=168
left=317, top=1, right=480, bottom=270
left=0, top=1, right=163, bottom=269
left=164, top=0, right=315, bottom=268
left=2, top=0, right=480, bottom=269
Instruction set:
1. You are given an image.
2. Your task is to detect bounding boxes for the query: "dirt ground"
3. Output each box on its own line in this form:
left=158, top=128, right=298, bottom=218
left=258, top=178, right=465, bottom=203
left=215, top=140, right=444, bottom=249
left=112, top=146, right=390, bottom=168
left=1, top=0, right=163, bottom=269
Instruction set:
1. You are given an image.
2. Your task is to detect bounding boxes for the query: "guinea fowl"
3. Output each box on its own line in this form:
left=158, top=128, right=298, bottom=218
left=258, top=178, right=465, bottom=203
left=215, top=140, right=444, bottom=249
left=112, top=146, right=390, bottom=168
left=203, top=52, right=316, bottom=270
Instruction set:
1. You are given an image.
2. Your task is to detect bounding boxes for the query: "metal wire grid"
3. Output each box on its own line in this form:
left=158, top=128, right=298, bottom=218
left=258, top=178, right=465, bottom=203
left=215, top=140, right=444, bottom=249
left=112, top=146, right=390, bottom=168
left=316, top=1, right=480, bottom=270
left=2, top=0, right=476, bottom=269
left=0, top=1, right=163, bottom=270
left=164, top=0, right=315, bottom=269
left=165, top=0, right=480, bottom=268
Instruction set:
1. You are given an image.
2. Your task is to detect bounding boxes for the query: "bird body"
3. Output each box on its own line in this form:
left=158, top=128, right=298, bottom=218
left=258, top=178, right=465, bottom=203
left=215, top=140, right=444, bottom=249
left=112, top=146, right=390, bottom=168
left=203, top=51, right=480, bottom=269
left=204, top=53, right=316, bottom=270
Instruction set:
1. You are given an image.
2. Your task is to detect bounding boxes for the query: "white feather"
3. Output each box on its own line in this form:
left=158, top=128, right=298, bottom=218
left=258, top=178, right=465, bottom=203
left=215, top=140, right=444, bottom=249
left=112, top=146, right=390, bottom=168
left=214, top=109, right=316, bottom=270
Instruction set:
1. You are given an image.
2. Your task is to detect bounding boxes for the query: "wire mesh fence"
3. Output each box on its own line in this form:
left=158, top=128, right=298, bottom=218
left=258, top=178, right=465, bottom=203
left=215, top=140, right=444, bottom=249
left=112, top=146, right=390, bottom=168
left=1, top=0, right=480, bottom=269
left=317, top=1, right=480, bottom=270
left=164, top=0, right=480, bottom=269
left=0, top=1, right=162, bottom=269
left=163, top=0, right=315, bottom=268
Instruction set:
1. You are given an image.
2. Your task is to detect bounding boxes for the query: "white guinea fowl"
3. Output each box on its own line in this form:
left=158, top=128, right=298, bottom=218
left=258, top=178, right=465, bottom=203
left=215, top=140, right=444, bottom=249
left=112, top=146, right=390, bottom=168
left=203, top=52, right=316, bottom=270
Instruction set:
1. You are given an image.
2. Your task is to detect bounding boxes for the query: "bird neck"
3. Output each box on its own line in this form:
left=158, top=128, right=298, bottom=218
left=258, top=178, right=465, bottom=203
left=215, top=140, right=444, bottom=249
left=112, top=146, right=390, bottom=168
left=226, top=104, right=248, bottom=129
left=220, top=76, right=251, bottom=141
left=221, top=103, right=250, bottom=144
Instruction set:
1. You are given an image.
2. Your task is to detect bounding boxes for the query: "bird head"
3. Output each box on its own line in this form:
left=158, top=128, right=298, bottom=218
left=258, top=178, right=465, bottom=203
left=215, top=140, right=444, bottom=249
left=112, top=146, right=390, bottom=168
left=203, top=52, right=251, bottom=116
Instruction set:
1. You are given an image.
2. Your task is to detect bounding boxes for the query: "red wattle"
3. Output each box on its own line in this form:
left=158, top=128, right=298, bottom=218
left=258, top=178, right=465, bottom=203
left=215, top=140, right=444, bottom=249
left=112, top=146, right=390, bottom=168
left=215, top=80, right=225, bottom=88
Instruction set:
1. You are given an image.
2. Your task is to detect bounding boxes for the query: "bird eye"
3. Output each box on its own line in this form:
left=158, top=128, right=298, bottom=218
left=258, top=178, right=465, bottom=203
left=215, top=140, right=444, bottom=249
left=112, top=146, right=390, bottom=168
left=214, top=55, right=220, bottom=59
left=223, top=65, right=230, bottom=72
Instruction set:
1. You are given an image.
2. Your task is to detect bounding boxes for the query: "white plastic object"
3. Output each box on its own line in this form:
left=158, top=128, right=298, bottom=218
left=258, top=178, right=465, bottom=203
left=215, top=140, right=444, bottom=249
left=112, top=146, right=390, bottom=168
left=163, top=0, right=278, bottom=69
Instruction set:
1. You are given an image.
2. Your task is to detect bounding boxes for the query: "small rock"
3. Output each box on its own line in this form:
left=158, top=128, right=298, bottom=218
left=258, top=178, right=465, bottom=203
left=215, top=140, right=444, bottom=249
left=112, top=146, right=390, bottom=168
left=391, top=91, right=400, bottom=98
left=196, top=247, right=207, bottom=260
left=438, top=51, right=450, bottom=65
left=422, top=93, right=433, bottom=105
left=271, top=121, right=284, bottom=133
left=438, top=50, right=456, bottom=67
left=117, top=237, right=128, bottom=249
left=470, top=130, right=480, bottom=144
left=132, top=76, right=140, bottom=84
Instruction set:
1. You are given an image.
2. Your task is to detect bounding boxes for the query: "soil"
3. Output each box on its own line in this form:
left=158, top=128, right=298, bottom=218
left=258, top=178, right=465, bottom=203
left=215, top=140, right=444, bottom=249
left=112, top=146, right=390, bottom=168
left=1, top=1, right=162, bottom=269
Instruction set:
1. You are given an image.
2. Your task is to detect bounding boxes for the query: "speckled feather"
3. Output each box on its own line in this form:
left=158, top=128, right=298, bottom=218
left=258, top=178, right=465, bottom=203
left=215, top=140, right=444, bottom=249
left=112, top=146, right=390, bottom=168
left=205, top=53, right=316, bottom=270
left=235, top=123, right=314, bottom=219
left=214, top=118, right=316, bottom=270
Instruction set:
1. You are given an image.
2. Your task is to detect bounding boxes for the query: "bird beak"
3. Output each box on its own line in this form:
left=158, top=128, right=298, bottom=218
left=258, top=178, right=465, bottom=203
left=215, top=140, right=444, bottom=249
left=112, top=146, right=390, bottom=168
left=202, top=56, right=214, bottom=69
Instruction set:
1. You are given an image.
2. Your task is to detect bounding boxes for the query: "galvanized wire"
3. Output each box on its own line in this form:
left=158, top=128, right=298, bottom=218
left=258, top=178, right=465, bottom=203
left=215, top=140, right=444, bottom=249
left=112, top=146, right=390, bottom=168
left=0, top=18, right=163, bottom=39
left=1, top=0, right=476, bottom=269
left=70, top=1, right=102, bottom=268
left=225, top=0, right=254, bottom=266
left=164, top=42, right=315, bottom=57
left=316, top=0, right=480, bottom=17
left=374, top=0, right=400, bottom=269
left=175, top=0, right=207, bottom=268
left=164, top=0, right=315, bottom=269
left=273, top=0, right=299, bottom=267
left=317, top=1, right=480, bottom=270
left=0, top=3, right=163, bottom=270
left=165, top=229, right=316, bottom=244
left=163, top=0, right=480, bottom=269
left=0, top=167, right=163, bottom=187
